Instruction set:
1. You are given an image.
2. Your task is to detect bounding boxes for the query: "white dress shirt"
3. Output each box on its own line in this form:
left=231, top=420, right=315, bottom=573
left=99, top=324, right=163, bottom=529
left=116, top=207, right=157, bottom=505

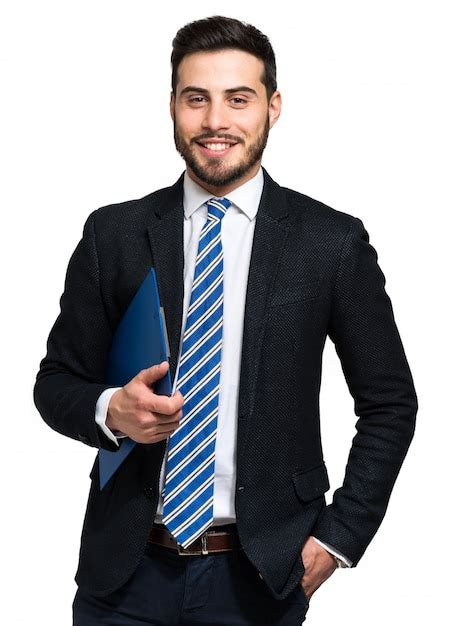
left=95, top=167, right=352, bottom=567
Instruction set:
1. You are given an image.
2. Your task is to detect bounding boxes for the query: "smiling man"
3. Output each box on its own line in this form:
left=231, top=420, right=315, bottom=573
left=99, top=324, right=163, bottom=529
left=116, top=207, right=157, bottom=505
left=172, top=48, right=276, bottom=194
left=34, top=15, right=418, bottom=626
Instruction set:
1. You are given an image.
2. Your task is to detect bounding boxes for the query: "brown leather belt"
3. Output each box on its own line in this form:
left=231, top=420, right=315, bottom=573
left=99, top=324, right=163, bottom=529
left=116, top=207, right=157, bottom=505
left=149, top=523, right=241, bottom=555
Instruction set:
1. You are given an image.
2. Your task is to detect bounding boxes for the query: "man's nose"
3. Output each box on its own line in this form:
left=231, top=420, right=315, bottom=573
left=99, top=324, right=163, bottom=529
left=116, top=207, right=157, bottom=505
left=201, top=101, right=231, bottom=132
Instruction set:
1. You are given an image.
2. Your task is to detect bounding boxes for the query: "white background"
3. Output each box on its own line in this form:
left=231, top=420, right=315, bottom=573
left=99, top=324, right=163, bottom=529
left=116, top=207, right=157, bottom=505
left=1, top=1, right=448, bottom=624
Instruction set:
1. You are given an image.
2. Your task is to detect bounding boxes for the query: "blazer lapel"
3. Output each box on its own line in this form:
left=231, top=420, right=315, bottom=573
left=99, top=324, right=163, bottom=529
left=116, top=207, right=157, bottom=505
left=237, top=169, right=291, bottom=449
left=146, top=174, right=185, bottom=386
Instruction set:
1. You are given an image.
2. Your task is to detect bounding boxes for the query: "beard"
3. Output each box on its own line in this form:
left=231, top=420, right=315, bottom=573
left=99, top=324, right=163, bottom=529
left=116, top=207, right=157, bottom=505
left=173, top=115, right=270, bottom=188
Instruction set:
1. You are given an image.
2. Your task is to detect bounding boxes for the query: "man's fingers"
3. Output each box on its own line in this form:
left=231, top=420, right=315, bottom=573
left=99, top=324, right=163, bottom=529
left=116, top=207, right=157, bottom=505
left=134, top=364, right=184, bottom=412
left=131, top=418, right=181, bottom=444
left=136, top=361, right=169, bottom=386
left=148, top=393, right=184, bottom=415
left=150, top=408, right=183, bottom=422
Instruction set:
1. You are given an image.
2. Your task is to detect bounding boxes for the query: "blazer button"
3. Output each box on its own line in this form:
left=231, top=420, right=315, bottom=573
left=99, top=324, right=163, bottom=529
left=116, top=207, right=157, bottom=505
left=237, top=486, right=245, bottom=492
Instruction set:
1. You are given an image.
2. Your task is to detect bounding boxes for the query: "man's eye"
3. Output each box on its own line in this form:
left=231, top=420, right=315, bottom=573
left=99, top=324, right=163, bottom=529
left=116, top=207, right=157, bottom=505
left=231, top=97, right=247, bottom=105
left=189, top=96, right=206, bottom=104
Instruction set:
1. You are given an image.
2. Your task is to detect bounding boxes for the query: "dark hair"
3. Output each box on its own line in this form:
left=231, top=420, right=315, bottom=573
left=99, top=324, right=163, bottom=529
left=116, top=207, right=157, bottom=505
left=171, top=16, right=277, bottom=100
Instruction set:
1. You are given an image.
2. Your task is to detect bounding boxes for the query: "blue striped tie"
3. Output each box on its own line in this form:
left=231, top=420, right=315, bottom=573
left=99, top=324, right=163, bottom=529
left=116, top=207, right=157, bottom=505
left=161, top=196, right=231, bottom=548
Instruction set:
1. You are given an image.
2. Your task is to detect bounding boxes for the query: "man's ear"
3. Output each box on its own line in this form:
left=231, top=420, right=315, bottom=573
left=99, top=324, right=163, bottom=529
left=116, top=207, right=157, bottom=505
left=268, top=90, right=282, bottom=129
left=170, top=92, right=175, bottom=121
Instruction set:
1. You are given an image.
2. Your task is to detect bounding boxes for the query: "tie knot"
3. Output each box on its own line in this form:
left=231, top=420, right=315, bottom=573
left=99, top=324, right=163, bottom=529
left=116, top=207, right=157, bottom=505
left=206, top=197, right=231, bottom=222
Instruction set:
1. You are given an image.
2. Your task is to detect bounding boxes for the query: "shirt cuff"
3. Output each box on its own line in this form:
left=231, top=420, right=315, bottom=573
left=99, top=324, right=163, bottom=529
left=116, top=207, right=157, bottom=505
left=311, top=536, right=353, bottom=568
left=95, top=387, right=127, bottom=446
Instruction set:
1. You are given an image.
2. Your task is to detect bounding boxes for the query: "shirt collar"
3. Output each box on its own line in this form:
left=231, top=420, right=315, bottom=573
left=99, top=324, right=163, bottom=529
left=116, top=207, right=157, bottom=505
left=182, top=167, right=264, bottom=221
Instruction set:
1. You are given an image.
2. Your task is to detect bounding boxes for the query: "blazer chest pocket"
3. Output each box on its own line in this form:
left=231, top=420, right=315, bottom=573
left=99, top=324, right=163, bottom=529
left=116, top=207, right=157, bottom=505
left=270, top=281, right=322, bottom=307
left=292, top=463, right=330, bottom=502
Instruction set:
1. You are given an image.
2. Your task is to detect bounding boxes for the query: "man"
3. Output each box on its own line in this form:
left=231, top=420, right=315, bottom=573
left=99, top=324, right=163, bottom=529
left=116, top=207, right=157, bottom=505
left=34, top=15, right=418, bottom=626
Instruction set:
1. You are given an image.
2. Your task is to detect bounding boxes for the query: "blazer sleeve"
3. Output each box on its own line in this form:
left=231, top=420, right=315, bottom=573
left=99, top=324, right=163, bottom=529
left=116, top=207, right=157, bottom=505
left=33, top=212, right=119, bottom=451
left=311, top=216, right=418, bottom=566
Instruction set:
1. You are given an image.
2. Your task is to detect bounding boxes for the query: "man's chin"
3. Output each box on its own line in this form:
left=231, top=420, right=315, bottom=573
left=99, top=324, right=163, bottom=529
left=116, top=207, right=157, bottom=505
left=187, top=161, right=246, bottom=189
left=191, top=171, right=246, bottom=189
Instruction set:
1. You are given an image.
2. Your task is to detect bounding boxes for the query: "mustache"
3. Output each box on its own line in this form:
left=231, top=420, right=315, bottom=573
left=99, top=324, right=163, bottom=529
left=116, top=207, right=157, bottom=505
left=192, top=133, right=243, bottom=144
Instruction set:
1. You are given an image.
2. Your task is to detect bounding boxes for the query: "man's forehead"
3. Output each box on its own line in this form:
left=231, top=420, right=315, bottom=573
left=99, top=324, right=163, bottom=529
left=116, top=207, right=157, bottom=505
left=176, top=49, right=265, bottom=89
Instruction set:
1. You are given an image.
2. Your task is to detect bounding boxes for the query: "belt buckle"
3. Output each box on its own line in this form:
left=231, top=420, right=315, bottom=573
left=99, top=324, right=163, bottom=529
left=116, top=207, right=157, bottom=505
left=176, top=534, right=209, bottom=556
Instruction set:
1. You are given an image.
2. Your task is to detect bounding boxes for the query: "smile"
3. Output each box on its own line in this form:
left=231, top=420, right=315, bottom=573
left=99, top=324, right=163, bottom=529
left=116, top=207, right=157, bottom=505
left=195, top=140, right=239, bottom=157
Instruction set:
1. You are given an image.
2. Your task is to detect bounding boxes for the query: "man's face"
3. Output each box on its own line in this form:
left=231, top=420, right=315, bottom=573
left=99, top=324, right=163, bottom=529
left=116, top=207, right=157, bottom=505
left=171, top=49, right=281, bottom=194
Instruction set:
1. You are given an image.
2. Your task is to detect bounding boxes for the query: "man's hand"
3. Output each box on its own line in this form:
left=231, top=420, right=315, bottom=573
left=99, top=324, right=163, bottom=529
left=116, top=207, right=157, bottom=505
left=105, top=361, right=184, bottom=444
left=299, top=536, right=337, bottom=601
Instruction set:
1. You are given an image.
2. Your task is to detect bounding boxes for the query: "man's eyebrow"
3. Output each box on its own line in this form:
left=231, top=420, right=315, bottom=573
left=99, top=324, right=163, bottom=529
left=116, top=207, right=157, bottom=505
left=179, top=86, right=209, bottom=96
left=179, top=86, right=258, bottom=97
left=224, top=86, right=258, bottom=96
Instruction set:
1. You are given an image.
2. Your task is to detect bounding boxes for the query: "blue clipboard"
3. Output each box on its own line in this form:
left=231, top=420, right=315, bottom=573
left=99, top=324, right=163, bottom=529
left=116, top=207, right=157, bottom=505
left=98, top=267, right=172, bottom=489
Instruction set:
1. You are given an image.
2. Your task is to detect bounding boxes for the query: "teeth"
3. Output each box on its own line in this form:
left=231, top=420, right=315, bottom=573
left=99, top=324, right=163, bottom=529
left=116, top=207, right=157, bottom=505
left=203, top=143, right=232, bottom=151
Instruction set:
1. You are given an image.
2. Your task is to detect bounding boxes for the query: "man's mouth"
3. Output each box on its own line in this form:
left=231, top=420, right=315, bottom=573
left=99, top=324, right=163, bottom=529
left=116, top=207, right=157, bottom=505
left=195, top=139, right=239, bottom=157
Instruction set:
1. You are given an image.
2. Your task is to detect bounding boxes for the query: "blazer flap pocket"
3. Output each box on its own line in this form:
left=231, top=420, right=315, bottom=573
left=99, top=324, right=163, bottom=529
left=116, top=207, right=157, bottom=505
left=270, top=281, right=322, bottom=307
left=292, top=463, right=330, bottom=502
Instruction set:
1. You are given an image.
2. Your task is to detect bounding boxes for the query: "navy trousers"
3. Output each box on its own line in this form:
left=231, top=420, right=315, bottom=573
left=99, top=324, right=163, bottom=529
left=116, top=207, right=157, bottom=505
left=73, top=540, right=309, bottom=625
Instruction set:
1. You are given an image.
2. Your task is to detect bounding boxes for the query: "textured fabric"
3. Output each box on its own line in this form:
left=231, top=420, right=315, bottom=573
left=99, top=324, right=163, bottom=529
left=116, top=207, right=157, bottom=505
left=162, top=197, right=231, bottom=547
left=33, top=168, right=418, bottom=600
